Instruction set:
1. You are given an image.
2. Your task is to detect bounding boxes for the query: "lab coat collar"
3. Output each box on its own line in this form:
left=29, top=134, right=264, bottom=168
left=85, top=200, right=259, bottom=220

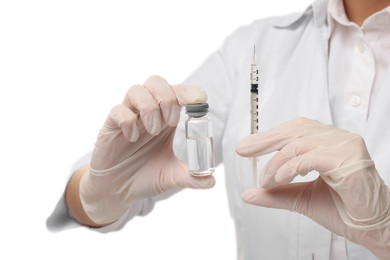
left=273, top=0, right=329, bottom=29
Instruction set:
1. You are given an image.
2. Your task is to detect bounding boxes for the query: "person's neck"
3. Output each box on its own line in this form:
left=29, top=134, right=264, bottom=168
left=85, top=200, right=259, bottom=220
left=343, top=0, right=390, bottom=26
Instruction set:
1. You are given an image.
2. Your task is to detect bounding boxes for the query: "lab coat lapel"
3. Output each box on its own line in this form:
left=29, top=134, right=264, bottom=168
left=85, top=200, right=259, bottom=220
left=261, top=28, right=332, bottom=131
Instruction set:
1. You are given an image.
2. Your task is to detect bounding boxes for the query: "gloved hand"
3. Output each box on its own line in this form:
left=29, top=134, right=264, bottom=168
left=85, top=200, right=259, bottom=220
left=236, top=117, right=390, bottom=259
left=79, top=75, right=215, bottom=225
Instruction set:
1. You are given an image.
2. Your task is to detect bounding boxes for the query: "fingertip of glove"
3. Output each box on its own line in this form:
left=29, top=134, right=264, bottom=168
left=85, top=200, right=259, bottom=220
left=123, top=124, right=139, bottom=142
left=191, top=175, right=216, bottom=189
left=241, top=189, right=258, bottom=204
left=164, top=105, right=181, bottom=127
left=173, top=84, right=208, bottom=105
left=235, top=144, right=245, bottom=156
left=235, top=136, right=257, bottom=157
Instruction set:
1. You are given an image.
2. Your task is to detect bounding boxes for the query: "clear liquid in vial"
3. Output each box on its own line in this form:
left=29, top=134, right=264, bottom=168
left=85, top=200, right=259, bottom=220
left=187, top=137, right=214, bottom=176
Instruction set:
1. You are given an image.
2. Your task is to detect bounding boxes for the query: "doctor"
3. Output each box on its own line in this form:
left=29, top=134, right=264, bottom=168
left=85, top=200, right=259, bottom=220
left=57, top=0, right=390, bottom=259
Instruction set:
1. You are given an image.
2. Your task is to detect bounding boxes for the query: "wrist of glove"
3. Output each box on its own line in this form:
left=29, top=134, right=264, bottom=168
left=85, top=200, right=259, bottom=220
left=324, top=160, right=390, bottom=231
left=80, top=168, right=157, bottom=225
left=324, top=160, right=390, bottom=258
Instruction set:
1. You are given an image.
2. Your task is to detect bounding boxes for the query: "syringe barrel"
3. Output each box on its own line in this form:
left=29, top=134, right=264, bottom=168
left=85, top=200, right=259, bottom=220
left=250, top=92, right=259, bottom=134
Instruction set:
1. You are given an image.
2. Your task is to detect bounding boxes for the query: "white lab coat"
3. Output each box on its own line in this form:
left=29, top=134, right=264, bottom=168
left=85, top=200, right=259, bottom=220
left=47, top=0, right=389, bottom=259
left=173, top=1, right=389, bottom=259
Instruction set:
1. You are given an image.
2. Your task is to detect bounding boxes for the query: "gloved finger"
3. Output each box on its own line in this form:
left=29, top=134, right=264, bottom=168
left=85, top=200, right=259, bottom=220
left=242, top=181, right=328, bottom=219
left=260, top=151, right=291, bottom=188
left=236, top=117, right=326, bottom=157
left=260, top=139, right=321, bottom=187
left=241, top=182, right=312, bottom=211
left=274, top=149, right=345, bottom=186
left=183, top=175, right=216, bottom=189
left=242, top=180, right=345, bottom=234
left=144, top=76, right=181, bottom=127
left=105, top=104, right=139, bottom=142
left=123, top=84, right=162, bottom=136
left=273, top=155, right=315, bottom=186
left=161, top=160, right=216, bottom=190
left=272, top=135, right=354, bottom=187
left=176, top=164, right=216, bottom=190
left=172, top=84, right=208, bottom=106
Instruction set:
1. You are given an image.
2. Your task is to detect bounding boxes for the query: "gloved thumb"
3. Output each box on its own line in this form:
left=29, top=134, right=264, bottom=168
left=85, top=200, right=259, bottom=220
left=241, top=182, right=313, bottom=213
left=179, top=163, right=216, bottom=190
left=172, top=84, right=208, bottom=106
left=164, top=160, right=216, bottom=191
left=185, top=175, right=216, bottom=190
left=242, top=180, right=338, bottom=227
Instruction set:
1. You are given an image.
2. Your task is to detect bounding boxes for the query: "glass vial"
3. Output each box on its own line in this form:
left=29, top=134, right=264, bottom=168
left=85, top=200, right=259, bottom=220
left=185, top=103, right=215, bottom=176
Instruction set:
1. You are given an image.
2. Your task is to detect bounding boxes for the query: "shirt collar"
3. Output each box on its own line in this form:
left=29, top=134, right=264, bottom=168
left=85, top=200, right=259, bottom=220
left=273, top=0, right=329, bottom=29
left=274, top=0, right=390, bottom=30
left=327, top=0, right=390, bottom=29
left=363, top=6, right=390, bottom=29
left=327, top=0, right=349, bottom=26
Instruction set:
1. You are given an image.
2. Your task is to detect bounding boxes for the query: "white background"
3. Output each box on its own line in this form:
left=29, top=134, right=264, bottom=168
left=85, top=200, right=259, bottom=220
left=0, top=0, right=311, bottom=259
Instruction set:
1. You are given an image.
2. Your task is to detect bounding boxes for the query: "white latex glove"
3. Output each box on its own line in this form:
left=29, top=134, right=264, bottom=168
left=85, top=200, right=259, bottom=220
left=236, top=117, right=390, bottom=259
left=80, top=75, right=215, bottom=225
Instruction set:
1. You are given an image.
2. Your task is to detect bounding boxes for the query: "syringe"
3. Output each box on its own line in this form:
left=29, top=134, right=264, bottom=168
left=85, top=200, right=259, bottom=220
left=250, top=45, right=259, bottom=186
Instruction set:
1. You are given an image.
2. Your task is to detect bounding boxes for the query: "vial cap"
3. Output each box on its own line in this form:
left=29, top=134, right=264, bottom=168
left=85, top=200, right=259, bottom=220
left=186, top=103, right=209, bottom=117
